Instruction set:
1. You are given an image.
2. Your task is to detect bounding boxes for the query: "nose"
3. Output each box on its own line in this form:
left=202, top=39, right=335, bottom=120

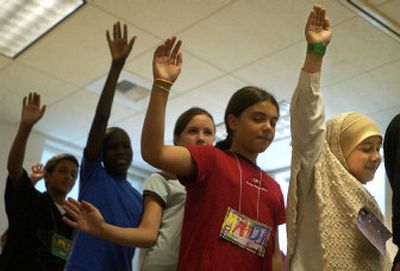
left=370, top=150, right=381, bottom=164
left=196, top=131, right=206, bottom=145
left=262, top=121, right=273, bottom=131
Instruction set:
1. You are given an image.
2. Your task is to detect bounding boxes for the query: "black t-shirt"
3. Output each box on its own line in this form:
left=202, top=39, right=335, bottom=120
left=0, top=170, right=74, bottom=271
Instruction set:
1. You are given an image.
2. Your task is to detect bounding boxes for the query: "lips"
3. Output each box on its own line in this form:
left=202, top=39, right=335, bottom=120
left=115, top=158, right=130, bottom=167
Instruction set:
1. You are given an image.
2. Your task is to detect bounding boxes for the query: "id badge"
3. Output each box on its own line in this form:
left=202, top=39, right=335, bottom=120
left=219, top=207, right=271, bottom=257
left=51, top=233, right=72, bottom=260
left=356, top=206, right=392, bottom=255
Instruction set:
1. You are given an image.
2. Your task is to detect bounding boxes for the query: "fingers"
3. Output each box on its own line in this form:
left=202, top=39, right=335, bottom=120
left=62, top=216, right=77, bottom=228
left=123, top=24, right=128, bottom=43
left=312, top=5, right=325, bottom=27
left=176, top=51, right=183, bottom=67
left=63, top=198, right=82, bottom=218
left=31, top=163, right=44, bottom=172
left=82, top=200, right=95, bottom=211
left=324, top=17, right=331, bottom=31
left=24, top=92, right=41, bottom=106
left=41, top=104, right=46, bottom=115
left=127, top=36, right=136, bottom=54
left=155, top=37, right=182, bottom=63
left=106, top=30, right=111, bottom=44
left=170, top=40, right=182, bottom=63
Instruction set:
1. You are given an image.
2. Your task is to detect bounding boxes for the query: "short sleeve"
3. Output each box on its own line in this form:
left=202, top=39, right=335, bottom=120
left=5, top=169, right=40, bottom=218
left=79, top=150, right=103, bottom=189
left=143, top=173, right=169, bottom=206
left=178, top=145, right=216, bottom=187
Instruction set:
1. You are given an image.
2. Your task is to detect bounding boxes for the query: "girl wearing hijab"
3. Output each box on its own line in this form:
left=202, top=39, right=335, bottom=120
left=286, top=5, right=391, bottom=271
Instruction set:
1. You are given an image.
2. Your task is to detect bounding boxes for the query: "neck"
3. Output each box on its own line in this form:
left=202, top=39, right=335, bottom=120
left=48, top=191, right=66, bottom=205
left=228, top=146, right=257, bottom=164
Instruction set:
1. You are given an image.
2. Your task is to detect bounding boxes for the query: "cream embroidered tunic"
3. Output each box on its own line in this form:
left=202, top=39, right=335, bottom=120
left=286, top=70, right=391, bottom=271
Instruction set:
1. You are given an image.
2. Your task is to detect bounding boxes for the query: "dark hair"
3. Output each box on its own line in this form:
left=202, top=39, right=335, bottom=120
left=215, top=86, right=279, bottom=150
left=105, top=127, right=130, bottom=142
left=173, top=107, right=215, bottom=145
left=44, top=153, right=79, bottom=174
left=103, top=127, right=132, bottom=152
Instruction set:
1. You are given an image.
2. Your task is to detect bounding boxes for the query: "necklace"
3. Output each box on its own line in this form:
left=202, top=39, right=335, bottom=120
left=233, top=153, right=263, bottom=221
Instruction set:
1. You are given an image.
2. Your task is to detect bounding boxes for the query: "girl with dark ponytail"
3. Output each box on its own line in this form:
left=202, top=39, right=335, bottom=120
left=139, top=37, right=285, bottom=270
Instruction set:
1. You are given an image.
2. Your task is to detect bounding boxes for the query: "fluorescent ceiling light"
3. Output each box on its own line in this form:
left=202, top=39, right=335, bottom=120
left=0, top=0, right=85, bottom=58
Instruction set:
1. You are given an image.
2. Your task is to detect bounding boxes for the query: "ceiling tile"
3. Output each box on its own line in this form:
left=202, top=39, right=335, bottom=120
left=17, top=5, right=160, bottom=87
left=91, top=0, right=232, bottom=37
left=324, top=16, right=400, bottom=85
left=0, top=55, right=11, bottom=70
left=179, top=0, right=355, bottom=71
left=34, top=89, right=138, bottom=143
left=124, top=50, right=225, bottom=94
left=0, top=63, right=79, bottom=124
left=232, top=42, right=305, bottom=101
left=323, top=59, right=400, bottom=118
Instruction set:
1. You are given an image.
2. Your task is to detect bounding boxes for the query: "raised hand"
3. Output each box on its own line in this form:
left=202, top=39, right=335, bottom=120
left=21, top=92, right=46, bottom=128
left=106, top=22, right=136, bottom=67
left=29, top=162, right=44, bottom=184
left=305, top=5, right=332, bottom=45
left=153, top=37, right=183, bottom=83
left=62, top=198, right=105, bottom=237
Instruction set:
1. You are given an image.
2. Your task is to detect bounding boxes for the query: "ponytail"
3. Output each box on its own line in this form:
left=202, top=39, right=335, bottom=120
left=215, top=133, right=232, bottom=151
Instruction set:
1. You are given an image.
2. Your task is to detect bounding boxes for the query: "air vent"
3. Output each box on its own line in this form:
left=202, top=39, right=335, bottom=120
left=116, top=80, right=136, bottom=93
left=85, top=71, right=152, bottom=110
left=115, top=79, right=149, bottom=101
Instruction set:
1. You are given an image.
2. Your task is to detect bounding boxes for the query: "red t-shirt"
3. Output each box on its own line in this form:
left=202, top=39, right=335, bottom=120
left=178, top=145, right=286, bottom=270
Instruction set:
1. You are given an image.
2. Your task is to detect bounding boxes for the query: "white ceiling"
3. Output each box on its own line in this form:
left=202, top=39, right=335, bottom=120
left=1, top=0, right=399, bottom=173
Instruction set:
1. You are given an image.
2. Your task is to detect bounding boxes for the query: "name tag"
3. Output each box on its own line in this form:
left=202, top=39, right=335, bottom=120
left=220, top=207, right=271, bottom=257
left=356, top=206, right=392, bottom=255
left=51, top=233, right=72, bottom=260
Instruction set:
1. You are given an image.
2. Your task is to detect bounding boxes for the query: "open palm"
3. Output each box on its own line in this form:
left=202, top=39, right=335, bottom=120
left=305, top=5, right=332, bottom=45
left=21, top=92, right=46, bottom=127
left=153, top=36, right=183, bottom=83
left=63, top=198, right=105, bottom=236
left=107, top=22, right=136, bottom=66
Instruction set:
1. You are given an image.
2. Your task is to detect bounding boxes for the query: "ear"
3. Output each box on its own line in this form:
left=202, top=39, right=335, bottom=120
left=226, top=114, right=238, bottom=132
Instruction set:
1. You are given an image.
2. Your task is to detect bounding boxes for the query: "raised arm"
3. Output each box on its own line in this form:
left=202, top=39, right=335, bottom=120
left=7, top=93, right=46, bottom=183
left=85, top=22, right=136, bottom=161
left=291, top=5, right=332, bottom=157
left=141, top=37, right=195, bottom=177
left=63, top=196, right=163, bottom=248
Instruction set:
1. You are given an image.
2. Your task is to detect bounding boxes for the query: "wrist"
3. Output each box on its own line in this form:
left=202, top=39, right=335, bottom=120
left=19, top=122, right=34, bottom=131
left=111, top=60, right=125, bottom=71
left=307, top=43, right=327, bottom=55
left=153, top=77, right=173, bottom=94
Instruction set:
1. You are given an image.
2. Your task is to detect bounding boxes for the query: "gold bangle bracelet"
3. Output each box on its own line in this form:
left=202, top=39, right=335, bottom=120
left=154, top=77, right=173, bottom=85
left=154, top=84, right=171, bottom=94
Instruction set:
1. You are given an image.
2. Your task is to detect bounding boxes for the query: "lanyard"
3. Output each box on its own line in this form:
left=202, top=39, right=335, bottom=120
left=233, top=154, right=262, bottom=221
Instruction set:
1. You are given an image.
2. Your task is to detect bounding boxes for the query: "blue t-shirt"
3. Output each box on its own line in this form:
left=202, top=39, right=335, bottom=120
left=66, top=155, right=143, bottom=271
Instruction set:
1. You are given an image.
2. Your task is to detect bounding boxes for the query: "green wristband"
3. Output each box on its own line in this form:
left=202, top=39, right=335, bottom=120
left=307, top=43, right=326, bottom=55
